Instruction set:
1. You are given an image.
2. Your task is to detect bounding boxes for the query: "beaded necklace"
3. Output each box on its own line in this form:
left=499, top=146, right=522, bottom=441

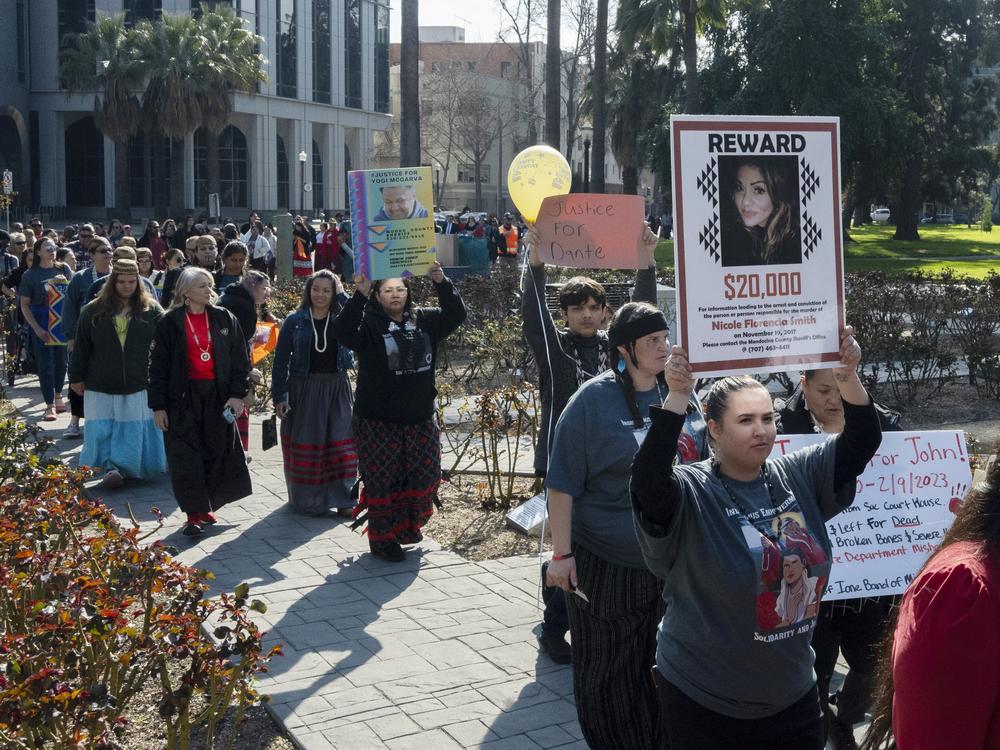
left=714, top=462, right=782, bottom=542
left=185, top=311, right=212, bottom=362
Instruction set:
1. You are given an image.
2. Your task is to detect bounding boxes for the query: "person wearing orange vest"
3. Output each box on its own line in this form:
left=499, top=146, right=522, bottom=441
left=496, top=212, right=522, bottom=267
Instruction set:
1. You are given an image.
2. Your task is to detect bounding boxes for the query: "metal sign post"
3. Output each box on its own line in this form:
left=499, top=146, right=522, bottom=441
left=2, top=170, right=12, bottom=232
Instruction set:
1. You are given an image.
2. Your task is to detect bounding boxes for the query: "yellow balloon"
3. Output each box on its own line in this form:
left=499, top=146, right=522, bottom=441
left=506, top=145, right=572, bottom=223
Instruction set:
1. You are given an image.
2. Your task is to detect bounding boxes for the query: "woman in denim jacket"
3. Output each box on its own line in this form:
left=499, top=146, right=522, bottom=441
left=272, top=270, right=357, bottom=516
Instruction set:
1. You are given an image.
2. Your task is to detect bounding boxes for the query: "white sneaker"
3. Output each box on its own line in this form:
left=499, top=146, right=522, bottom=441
left=63, top=424, right=83, bottom=439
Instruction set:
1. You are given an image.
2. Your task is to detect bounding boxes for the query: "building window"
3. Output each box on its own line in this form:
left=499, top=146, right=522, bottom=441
left=312, top=140, right=324, bottom=212
left=58, top=0, right=96, bottom=52
left=64, top=117, right=104, bottom=207
left=457, top=164, right=491, bottom=183
left=374, top=4, right=390, bottom=114
left=500, top=61, right=511, bottom=79
left=15, top=0, right=26, bottom=85
left=194, top=125, right=249, bottom=209
left=128, top=132, right=173, bottom=207
left=124, top=0, right=160, bottom=24
left=344, top=0, right=362, bottom=108
left=312, top=0, right=331, bottom=103
left=276, top=135, right=289, bottom=209
left=275, top=0, right=297, bottom=98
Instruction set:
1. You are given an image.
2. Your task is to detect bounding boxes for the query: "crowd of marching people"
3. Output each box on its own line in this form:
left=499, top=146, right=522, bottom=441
left=1, top=210, right=997, bottom=749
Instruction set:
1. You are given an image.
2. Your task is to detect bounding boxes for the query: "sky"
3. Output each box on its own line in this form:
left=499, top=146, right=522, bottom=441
left=389, top=0, right=506, bottom=43
left=387, top=0, right=592, bottom=45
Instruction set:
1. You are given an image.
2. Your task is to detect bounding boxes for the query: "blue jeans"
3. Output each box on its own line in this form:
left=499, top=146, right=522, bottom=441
left=30, top=329, right=66, bottom=405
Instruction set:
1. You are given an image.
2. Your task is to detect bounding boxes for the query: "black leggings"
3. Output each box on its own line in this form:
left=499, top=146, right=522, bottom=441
left=654, top=669, right=824, bottom=750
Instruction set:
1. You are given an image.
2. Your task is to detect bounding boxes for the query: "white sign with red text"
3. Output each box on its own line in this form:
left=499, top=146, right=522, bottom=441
left=771, top=430, right=972, bottom=601
left=671, top=115, right=845, bottom=377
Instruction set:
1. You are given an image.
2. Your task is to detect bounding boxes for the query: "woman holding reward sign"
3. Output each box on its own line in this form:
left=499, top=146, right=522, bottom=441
left=333, top=261, right=466, bottom=562
left=630, top=328, right=881, bottom=749
left=776, top=370, right=903, bottom=750
left=545, top=302, right=708, bottom=749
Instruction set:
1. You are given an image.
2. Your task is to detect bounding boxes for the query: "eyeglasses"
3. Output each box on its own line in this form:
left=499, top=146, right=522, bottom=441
left=79, top=233, right=93, bottom=239
left=12, top=241, right=25, bottom=246
left=95, top=248, right=112, bottom=255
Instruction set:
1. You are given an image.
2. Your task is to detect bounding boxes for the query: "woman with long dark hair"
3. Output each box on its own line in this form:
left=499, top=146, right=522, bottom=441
left=545, top=302, right=708, bottom=750
left=272, top=270, right=358, bottom=516
left=630, top=330, right=880, bottom=749
left=722, top=156, right=801, bottom=266
left=68, top=259, right=165, bottom=487
left=19, top=237, right=74, bottom=421
left=148, top=267, right=252, bottom=536
left=862, top=459, right=1000, bottom=750
left=332, top=262, right=466, bottom=561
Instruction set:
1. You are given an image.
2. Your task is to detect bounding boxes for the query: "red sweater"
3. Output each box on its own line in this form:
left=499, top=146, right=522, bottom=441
left=892, top=540, right=1000, bottom=749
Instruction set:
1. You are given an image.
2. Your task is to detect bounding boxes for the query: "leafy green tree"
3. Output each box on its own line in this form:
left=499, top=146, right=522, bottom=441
left=888, top=0, right=1000, bottom=240
left=617, top=0, right=759, bottom=114
left=59, top=14, right=143, bottom=217
left=196, top=3, right=267, bottom=206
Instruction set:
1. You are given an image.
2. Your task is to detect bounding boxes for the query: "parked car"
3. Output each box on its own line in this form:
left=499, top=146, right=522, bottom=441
left=871, top=207, right=891, bottom=224
left=920, top=213, right=955, bottom=225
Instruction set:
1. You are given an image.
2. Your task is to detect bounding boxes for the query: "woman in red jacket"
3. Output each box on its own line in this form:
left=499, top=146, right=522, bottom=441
left=863, top=459, right=1000, bottom=749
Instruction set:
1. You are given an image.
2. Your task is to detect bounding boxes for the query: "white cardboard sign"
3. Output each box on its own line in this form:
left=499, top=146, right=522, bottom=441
left=771, top=430, right=972, bottom=601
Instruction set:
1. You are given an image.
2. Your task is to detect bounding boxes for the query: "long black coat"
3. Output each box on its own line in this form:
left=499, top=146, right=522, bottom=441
left=148, top=305, right=252, bottom=511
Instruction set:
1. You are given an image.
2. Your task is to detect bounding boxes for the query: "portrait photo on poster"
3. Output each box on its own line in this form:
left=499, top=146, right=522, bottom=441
left=372, top=183, right=430, bottom=222
left=719, top=155, right=802, bottom=267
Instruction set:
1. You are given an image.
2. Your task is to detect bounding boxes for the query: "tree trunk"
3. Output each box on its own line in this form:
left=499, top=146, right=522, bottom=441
left=207, top=131, right=221, bottom=211
left=622, top=165, right=638, bottom=196
left=842, top=184, right=855, bottom=243
left=114, top=140, right=131, bottom=222
left=682, top=1, right=699, bottom=114
left=545, top=0, right=561, bottom=150
left=399, top=1, right=421, bottom=167
left=894, top=156, right=922, bottom=241
left=474, top=162, right=483, bottom=208
left=591, top=0, right=609, bottom=193
left=151, top=137, right=167, bottom=219
left=169, top=138, right=185, bottom=216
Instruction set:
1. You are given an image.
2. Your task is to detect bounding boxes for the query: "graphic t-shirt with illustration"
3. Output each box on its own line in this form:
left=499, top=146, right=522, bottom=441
left=547, top=370, right=708, bottom=569
left=634, top=434, right=848, bottom=719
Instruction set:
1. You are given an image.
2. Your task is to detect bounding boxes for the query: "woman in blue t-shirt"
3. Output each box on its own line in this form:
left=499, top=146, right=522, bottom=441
left=19, top=238, right=73, bottom=421
left=545, top=302, right=708, bottom=750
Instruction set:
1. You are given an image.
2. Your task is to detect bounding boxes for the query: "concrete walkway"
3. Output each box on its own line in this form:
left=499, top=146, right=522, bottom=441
left=7, top=375, right=865, bottom=749
left=8, top=377, right=582, bottom=750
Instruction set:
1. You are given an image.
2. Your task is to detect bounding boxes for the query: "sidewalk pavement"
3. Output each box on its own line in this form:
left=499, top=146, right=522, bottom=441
left=7, top=377, right=583, bottom=750
left=8, top=375, right=866, bottom=749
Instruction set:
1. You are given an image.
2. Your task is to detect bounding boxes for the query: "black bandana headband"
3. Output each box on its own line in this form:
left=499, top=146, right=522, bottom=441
left=608, top=311, right=669, bottom=347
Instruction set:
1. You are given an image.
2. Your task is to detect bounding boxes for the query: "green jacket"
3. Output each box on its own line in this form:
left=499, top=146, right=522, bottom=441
left=68, top=301, right=164, bottom=395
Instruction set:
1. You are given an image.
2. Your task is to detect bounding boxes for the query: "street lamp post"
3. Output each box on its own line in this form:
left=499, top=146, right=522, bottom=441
left=583, top=139, right=591, bottom=192
left=298, top=149, right=307, bottom=214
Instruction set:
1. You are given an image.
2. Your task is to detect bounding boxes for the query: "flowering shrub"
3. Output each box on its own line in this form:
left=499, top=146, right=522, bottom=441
left=0, top=420, right=278, bottom=749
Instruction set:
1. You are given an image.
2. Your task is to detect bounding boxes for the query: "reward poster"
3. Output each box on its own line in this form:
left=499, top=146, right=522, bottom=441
left=671, top=116, right=845, bottom=376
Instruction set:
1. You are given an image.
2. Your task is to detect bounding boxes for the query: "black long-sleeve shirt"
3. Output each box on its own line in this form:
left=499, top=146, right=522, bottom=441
left=631, top=396, right=881, bottom=530
left=331, top=278, right=466, bottom=423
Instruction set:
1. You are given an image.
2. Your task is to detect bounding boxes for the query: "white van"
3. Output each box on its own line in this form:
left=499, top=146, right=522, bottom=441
left=871, top=208, right=891, bottom=224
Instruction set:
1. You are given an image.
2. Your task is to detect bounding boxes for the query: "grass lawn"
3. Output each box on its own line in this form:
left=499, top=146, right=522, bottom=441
left=653, top=224, right=1000, bottom=276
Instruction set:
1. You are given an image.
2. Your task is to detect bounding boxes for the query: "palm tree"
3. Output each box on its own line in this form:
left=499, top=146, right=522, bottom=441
left=399, top=1, right=421, bottom=167
left=544, top=0, right=561, bottom=149
left=133, top=13, right=204, bottom=215
left=59, top=14, right=143, bottom=217
left=607, top=43, right=678, bottom=194
left=617, top=0, right=757, bottom=114
left=195, top=3, right=267, bottom=210
left=133, top=6, right=265, bottom=217
left=590, top=0, right=609, bottom=192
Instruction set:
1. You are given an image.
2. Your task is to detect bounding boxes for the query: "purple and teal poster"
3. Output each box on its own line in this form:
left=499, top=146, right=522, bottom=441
left=348, top=167, right=437, bottom=281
